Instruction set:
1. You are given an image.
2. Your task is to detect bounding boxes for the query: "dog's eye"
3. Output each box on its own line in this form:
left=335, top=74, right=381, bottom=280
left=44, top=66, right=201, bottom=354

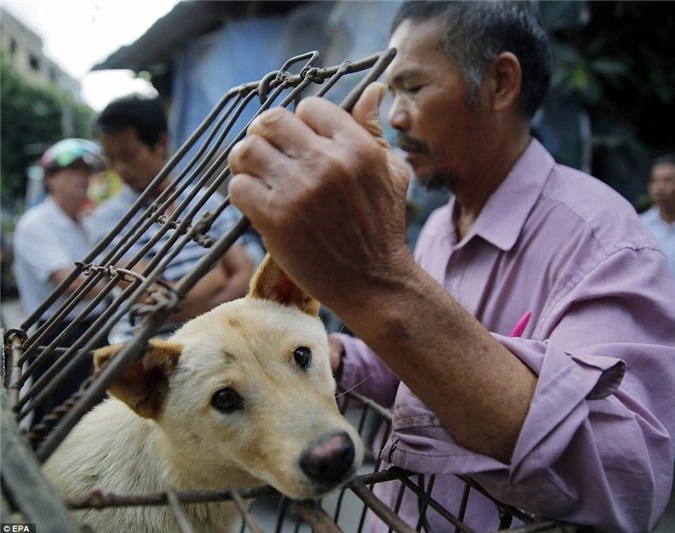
left=211, top=388, right=243, bottom=413
left=293, top=346, right=312, bottom=369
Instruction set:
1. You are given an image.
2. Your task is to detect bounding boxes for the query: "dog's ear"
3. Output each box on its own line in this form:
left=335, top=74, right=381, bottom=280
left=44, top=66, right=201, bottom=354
left=93, top=339, right=183, bottom=419
left=249, top=255, right=320, bottom=316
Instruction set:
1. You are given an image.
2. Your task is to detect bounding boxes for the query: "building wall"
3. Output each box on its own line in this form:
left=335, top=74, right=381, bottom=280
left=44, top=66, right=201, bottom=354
left=0, top=7, right=82, bottom=100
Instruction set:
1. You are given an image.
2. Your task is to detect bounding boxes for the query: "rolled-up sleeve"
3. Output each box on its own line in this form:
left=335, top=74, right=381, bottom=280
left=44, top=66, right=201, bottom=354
left=333, top=333, right=400, bottom=408
left=388, top=246, right=675, bottom=532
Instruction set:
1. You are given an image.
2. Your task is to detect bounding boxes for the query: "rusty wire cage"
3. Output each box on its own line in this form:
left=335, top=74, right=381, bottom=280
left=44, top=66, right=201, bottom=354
left=2, top=49, right=577, bottom=533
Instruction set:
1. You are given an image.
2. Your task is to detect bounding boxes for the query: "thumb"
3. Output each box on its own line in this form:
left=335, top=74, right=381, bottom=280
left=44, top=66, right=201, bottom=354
left=351, top=82, right=389, bottom=148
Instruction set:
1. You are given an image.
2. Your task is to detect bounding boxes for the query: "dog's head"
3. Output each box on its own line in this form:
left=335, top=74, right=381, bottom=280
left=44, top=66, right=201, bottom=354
left=94, top=256, right=363, bottom=499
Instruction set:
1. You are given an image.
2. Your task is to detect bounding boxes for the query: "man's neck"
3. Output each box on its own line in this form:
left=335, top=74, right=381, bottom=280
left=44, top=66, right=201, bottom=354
left=659, top=205, right=675, bottom=225
left=139, top=178, right=169, bottom=201
left=51, top=194, right=80, bottom=222
left=455, top=131, right=531, bottom=240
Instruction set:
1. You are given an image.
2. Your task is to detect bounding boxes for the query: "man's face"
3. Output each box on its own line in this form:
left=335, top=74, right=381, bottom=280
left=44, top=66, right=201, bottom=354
left=47, top=162, right=91, bottom=201
left=98, top=128, right=166, bottom=193
left=386, top=18, right=488, bottom=190
left=648, top=162, right=675, bottom=211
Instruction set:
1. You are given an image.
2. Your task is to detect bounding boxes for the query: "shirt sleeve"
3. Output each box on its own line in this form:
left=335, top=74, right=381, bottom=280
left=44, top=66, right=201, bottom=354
left=333, top=333, right=401, bottom=408
left=14, top=217, right=73, bottom=282
left=391, top=246, right=675, bottom=532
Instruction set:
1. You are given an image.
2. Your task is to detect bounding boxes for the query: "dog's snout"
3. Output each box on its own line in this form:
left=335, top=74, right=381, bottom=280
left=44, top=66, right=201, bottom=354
left=299, top=431, right=356, bottom=484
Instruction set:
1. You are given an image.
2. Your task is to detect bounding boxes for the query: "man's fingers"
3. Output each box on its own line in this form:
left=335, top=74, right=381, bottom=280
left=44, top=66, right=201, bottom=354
left=247, top=107, right=320, bottom=159
left=244, top=85, right=388, bottom=159
left=229, top=173, right=272, bottom=229
left=229, top=134, right=292, bottom=185
left=295, top=96, right=360, bottom=140
left=296, top=84, right=390, bottom=149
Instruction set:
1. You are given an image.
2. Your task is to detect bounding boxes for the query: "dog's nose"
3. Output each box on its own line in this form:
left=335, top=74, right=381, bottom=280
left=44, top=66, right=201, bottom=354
left=299, top=431, right=356, bottom=484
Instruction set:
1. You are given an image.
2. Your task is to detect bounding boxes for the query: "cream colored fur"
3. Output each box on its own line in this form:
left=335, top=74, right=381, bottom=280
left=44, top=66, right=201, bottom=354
left=43, top=256, right=363, bottom=533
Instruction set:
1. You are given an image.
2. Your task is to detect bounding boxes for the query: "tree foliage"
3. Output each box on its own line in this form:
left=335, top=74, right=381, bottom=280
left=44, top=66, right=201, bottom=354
left=0, top=54, right=95, bottom=205
left=542, top=1, right=675, bottom=204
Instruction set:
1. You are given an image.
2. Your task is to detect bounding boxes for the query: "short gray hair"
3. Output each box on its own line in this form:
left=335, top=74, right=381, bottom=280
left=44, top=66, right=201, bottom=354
left=391, top=1, right=552, bottom=118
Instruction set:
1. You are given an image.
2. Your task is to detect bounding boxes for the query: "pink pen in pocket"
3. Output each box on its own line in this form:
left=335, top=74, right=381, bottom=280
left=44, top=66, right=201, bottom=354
left=509, top=311, right=532, bottom=337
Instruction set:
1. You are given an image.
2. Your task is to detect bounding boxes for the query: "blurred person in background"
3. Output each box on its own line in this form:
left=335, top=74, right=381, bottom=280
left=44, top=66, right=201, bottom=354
left=88, top=95, right=261, bottom=342
left=13, top=138, right=109, bottom=422
left=641, top=154, right=675, bottom=276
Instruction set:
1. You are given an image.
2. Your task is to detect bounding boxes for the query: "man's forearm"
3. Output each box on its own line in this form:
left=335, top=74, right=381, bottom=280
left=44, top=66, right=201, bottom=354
left=337, top=262, right=537, bottom=463
left=51, top=268, right=109, bottom=299
left=170, top=270, right=226, bottom=322
left=170, top=266, right=249, bottom=323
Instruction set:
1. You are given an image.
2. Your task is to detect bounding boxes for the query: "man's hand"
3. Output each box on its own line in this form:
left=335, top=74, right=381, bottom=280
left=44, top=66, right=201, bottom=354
left=229, top=83, right=537, bottom=463
left=229, top=83, right=413, bottom=318
left=328, top=335, right=345, bottom=379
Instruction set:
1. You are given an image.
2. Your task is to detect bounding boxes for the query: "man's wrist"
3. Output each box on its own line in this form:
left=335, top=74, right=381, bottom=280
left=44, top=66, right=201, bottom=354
left=337, top=254, right=421, bottom=342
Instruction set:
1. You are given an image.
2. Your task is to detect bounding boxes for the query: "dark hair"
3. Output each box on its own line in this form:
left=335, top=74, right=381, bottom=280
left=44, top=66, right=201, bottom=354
left=96, top=95, right=167, bottom=149
left=652, top=154, right=675, bottom=168
left=391, top=0, right=552, bottom=119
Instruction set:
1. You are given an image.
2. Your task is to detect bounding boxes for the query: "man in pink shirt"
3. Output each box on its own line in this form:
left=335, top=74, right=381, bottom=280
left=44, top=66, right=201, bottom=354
left=228, top=1, right=675, bottom=531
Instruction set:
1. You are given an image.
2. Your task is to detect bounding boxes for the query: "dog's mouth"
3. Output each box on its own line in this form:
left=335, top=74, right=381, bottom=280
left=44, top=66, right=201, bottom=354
left=309, top=464, right=359, bottom=496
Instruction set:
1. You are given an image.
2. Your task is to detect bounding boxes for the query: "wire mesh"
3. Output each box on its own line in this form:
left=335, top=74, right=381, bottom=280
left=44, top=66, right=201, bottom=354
left=2, top=49, right=580, bottom=533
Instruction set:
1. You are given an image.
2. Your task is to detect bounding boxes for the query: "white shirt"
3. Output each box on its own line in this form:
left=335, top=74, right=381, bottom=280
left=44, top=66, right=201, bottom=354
left=640, top=206, right=675, bottom=276
left=13, top=197, right=104, bottom=321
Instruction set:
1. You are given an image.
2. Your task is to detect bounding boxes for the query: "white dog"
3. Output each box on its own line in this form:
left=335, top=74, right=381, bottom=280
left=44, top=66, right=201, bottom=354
left=44, top=255, right=363, bottom=533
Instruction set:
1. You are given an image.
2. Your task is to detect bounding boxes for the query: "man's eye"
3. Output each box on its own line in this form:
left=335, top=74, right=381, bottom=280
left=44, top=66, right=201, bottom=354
left=406, top=85, right=423, bottom=95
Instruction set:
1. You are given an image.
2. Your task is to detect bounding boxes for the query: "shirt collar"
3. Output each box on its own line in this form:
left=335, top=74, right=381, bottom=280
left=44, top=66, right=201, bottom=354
left=450, top=138, right=555, bottom=252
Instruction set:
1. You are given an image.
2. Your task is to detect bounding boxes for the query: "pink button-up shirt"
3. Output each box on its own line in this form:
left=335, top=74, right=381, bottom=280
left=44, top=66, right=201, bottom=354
left=336, top=139, right=675, bottom=532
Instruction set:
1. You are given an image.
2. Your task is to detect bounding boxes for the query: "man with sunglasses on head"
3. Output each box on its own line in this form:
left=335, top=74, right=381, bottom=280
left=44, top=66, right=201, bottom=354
left=13, top=139, right=110, bottom=422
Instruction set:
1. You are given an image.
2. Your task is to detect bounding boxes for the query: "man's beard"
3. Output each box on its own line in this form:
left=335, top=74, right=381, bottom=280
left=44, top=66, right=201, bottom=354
left=415, top=171, right=458, bottom=192
left=394, top=133, right=457, bottom=192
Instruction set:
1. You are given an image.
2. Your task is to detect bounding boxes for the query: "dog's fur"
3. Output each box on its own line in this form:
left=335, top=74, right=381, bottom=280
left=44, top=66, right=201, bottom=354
left=44, top=256, right=363, bottom=533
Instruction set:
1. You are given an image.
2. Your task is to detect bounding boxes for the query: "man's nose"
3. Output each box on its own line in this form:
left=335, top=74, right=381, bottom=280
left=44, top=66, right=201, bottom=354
left=388, top=96, right=411, bottom=132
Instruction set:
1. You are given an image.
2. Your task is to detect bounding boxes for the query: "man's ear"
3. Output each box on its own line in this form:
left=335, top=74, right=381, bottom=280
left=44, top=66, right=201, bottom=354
left=93, top=339, right=183, bottom=419
left=249, top=255, right=320, bottom=316
left=153, top=131, right=169, bottom=161
left=487, top=52, right=522, bottom=113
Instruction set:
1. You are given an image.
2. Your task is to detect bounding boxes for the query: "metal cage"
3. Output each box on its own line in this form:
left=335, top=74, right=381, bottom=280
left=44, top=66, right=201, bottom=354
left=2, top=49, right=578, bottom=533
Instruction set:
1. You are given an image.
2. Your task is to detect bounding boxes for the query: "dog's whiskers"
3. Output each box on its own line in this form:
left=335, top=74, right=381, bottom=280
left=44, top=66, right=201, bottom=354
left=335, top=374, right=372, bottom=399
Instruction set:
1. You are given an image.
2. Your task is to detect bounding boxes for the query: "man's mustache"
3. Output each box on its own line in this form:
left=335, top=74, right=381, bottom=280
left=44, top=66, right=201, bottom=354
left=394, top=134, right=430, bottom=155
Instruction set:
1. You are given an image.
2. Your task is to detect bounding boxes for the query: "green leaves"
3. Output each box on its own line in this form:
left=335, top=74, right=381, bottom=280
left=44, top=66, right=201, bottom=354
left=540, top=1, right=675, bottom=203
left=0, top=54, right=95, bottom=204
